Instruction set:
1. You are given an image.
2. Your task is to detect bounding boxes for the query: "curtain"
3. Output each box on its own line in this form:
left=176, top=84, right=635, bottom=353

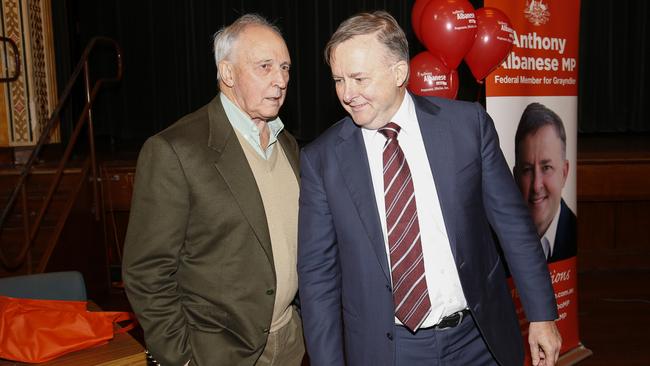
left=578, top=0, right=649, bottom=132
left=51, top=0, right=648, bottom=148
left=53, top=0, right=435, bottom=145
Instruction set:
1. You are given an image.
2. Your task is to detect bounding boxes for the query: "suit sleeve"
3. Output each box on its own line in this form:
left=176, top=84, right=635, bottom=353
left=476, top=103, right=558, bottom=321
left=297, top=149, right=345, bottom=366
left=122, top=135, right=192, bottom=365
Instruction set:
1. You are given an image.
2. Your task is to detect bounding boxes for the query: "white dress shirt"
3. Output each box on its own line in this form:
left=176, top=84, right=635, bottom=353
left=361, top=93, right=467, bottom=327
left=541, top=204, right=561, bottom=259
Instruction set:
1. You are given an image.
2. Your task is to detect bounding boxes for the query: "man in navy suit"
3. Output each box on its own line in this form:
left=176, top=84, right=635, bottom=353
left=297, top=11, right=562, bottom=366
left=514, top=102, right=577, bottom=263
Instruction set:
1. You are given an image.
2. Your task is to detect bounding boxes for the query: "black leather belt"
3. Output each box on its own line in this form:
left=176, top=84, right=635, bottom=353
left=430, top=309, right=470, bottom=330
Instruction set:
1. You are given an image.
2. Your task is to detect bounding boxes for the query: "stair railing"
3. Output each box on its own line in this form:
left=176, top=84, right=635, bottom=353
left=0, top=36, right=21, bottom=82
left=0, top=37, right=123, bottom=270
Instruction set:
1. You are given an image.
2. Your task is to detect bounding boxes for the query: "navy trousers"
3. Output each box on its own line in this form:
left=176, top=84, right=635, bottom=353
left=394, top=314, right=499, bottom=366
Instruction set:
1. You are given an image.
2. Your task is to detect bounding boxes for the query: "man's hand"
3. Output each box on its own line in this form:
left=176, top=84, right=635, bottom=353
left=528, top=320, right=562, bottom=366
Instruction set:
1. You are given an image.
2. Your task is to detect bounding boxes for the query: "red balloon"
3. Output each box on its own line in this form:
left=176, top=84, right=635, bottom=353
left=420, top=0, right=477, bottom=69
left=408, top=51, right=459, bottom=99
left=465, top=7, right=515, bottom=82
left=411, top=0, right=432, bottom=43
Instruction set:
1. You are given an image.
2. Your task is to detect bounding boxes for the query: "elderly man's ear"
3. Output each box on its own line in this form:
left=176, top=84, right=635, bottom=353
left=219, top=61, right=235, bottom=88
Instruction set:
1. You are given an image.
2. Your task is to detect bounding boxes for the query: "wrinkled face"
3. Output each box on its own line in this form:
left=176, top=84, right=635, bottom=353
left=219, top=25, right=290, bottom=121
left=514, top=125, right=569, bottom=236
left=330, top=34, right=408, bottom=130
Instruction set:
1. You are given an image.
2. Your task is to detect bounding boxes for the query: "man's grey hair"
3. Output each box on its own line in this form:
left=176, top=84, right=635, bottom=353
left=213, top=14, right=282, bottom=80
left=324, top=10, right=409, bottom=66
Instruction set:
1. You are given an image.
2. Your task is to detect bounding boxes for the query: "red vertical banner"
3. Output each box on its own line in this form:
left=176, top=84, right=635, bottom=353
left=484, top=0, right=590, bottom=364
left=486, top=0, right=580, bottom=96
left=508, top=258, right=582, bottom=364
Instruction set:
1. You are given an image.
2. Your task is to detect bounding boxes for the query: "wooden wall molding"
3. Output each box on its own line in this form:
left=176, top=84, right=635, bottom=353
left=577, top=153, right=650, bottom=271
left=577, top=158, right=650, bottom=201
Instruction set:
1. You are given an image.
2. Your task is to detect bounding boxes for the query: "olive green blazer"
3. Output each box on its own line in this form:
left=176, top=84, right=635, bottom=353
left=123, top=96, right=299, bottom=366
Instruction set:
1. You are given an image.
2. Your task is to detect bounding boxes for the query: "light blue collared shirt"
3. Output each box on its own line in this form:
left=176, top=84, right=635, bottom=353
left=220, top=93, right=284, bottom=159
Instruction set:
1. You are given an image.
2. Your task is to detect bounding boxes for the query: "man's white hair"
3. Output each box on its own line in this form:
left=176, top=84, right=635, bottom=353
left=213, top=14, right=282, bottom=80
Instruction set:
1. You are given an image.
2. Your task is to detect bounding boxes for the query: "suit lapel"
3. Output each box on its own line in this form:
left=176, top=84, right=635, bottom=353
left=335, top=120, right=391, bottom=281
left=413, top=95, right=459, bottom=259
left=207, top=97, right=274, bottom=270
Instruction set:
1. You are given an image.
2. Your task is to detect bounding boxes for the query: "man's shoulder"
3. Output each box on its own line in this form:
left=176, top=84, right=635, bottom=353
left=412, top=95, right=489, bottom=141
left=413, top=94, right=478, bottom=112
left=302, top=116, right=352, bottom=154
left=560, top=199, right=577, bottom=222
left=136, top=98, right=221, bottom=163
left=552, top=199, right=577, bottom=260
left=412, top=95, right=486, bottom=129
left=158, top=100, right=215, bottom=140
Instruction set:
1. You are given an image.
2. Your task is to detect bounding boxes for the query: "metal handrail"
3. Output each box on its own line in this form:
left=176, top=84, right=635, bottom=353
left=0, top=36, right=20, bottom=82
left=0, top=37, right=123, bottom=270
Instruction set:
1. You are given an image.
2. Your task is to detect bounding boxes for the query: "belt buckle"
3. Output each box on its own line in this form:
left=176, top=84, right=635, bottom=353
left=454, top=309, right=465, bottom=326
left=435, top=310, right=465, bottom=330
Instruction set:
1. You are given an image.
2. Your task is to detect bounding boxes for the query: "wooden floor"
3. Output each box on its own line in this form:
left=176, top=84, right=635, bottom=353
left=100, top=269, right=650, bottom=365
left=576, top=270, right=650, bottom=366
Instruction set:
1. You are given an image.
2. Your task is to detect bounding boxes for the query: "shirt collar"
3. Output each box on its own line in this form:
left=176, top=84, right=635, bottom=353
left=362, top=92, right=416, bottom=142
left=541, top=202, right=562, bottom=255
left=220, top=92, right=284, bottom=158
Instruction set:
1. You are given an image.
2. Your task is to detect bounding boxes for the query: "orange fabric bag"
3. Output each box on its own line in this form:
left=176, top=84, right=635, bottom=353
left=0, top=295, right=137, bottom=363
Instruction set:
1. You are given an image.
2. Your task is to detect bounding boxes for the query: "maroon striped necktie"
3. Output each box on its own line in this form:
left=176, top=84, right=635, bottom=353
left=379, top=122, right=431, bottom=332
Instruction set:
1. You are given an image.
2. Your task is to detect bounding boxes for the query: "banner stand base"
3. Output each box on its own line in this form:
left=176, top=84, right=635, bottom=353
left=558, top=343, right=593, bottom=365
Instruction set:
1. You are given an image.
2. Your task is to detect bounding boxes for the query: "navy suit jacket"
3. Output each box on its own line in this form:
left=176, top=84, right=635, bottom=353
left=297, top=95, right=558, bottom=366
left=548, top=199, right=577, bottom=263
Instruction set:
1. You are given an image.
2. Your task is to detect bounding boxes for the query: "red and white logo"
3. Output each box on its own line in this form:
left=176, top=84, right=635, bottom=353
left=524, top=0, right=550, bottom=26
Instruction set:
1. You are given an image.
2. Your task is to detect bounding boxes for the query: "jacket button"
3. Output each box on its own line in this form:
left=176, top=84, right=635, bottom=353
left=386, top=284, right=392, bottom=292
left=386, top=332, right=393, bottom=341
left=263, top=328, right=270, bottom=333
left=266, top=288, right=275, bottom=295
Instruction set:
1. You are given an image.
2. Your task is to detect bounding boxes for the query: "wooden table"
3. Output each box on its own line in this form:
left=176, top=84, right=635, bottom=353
left=0, top=302, right=146, bottom=366
left=0, top=331, right=146, bottom=365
